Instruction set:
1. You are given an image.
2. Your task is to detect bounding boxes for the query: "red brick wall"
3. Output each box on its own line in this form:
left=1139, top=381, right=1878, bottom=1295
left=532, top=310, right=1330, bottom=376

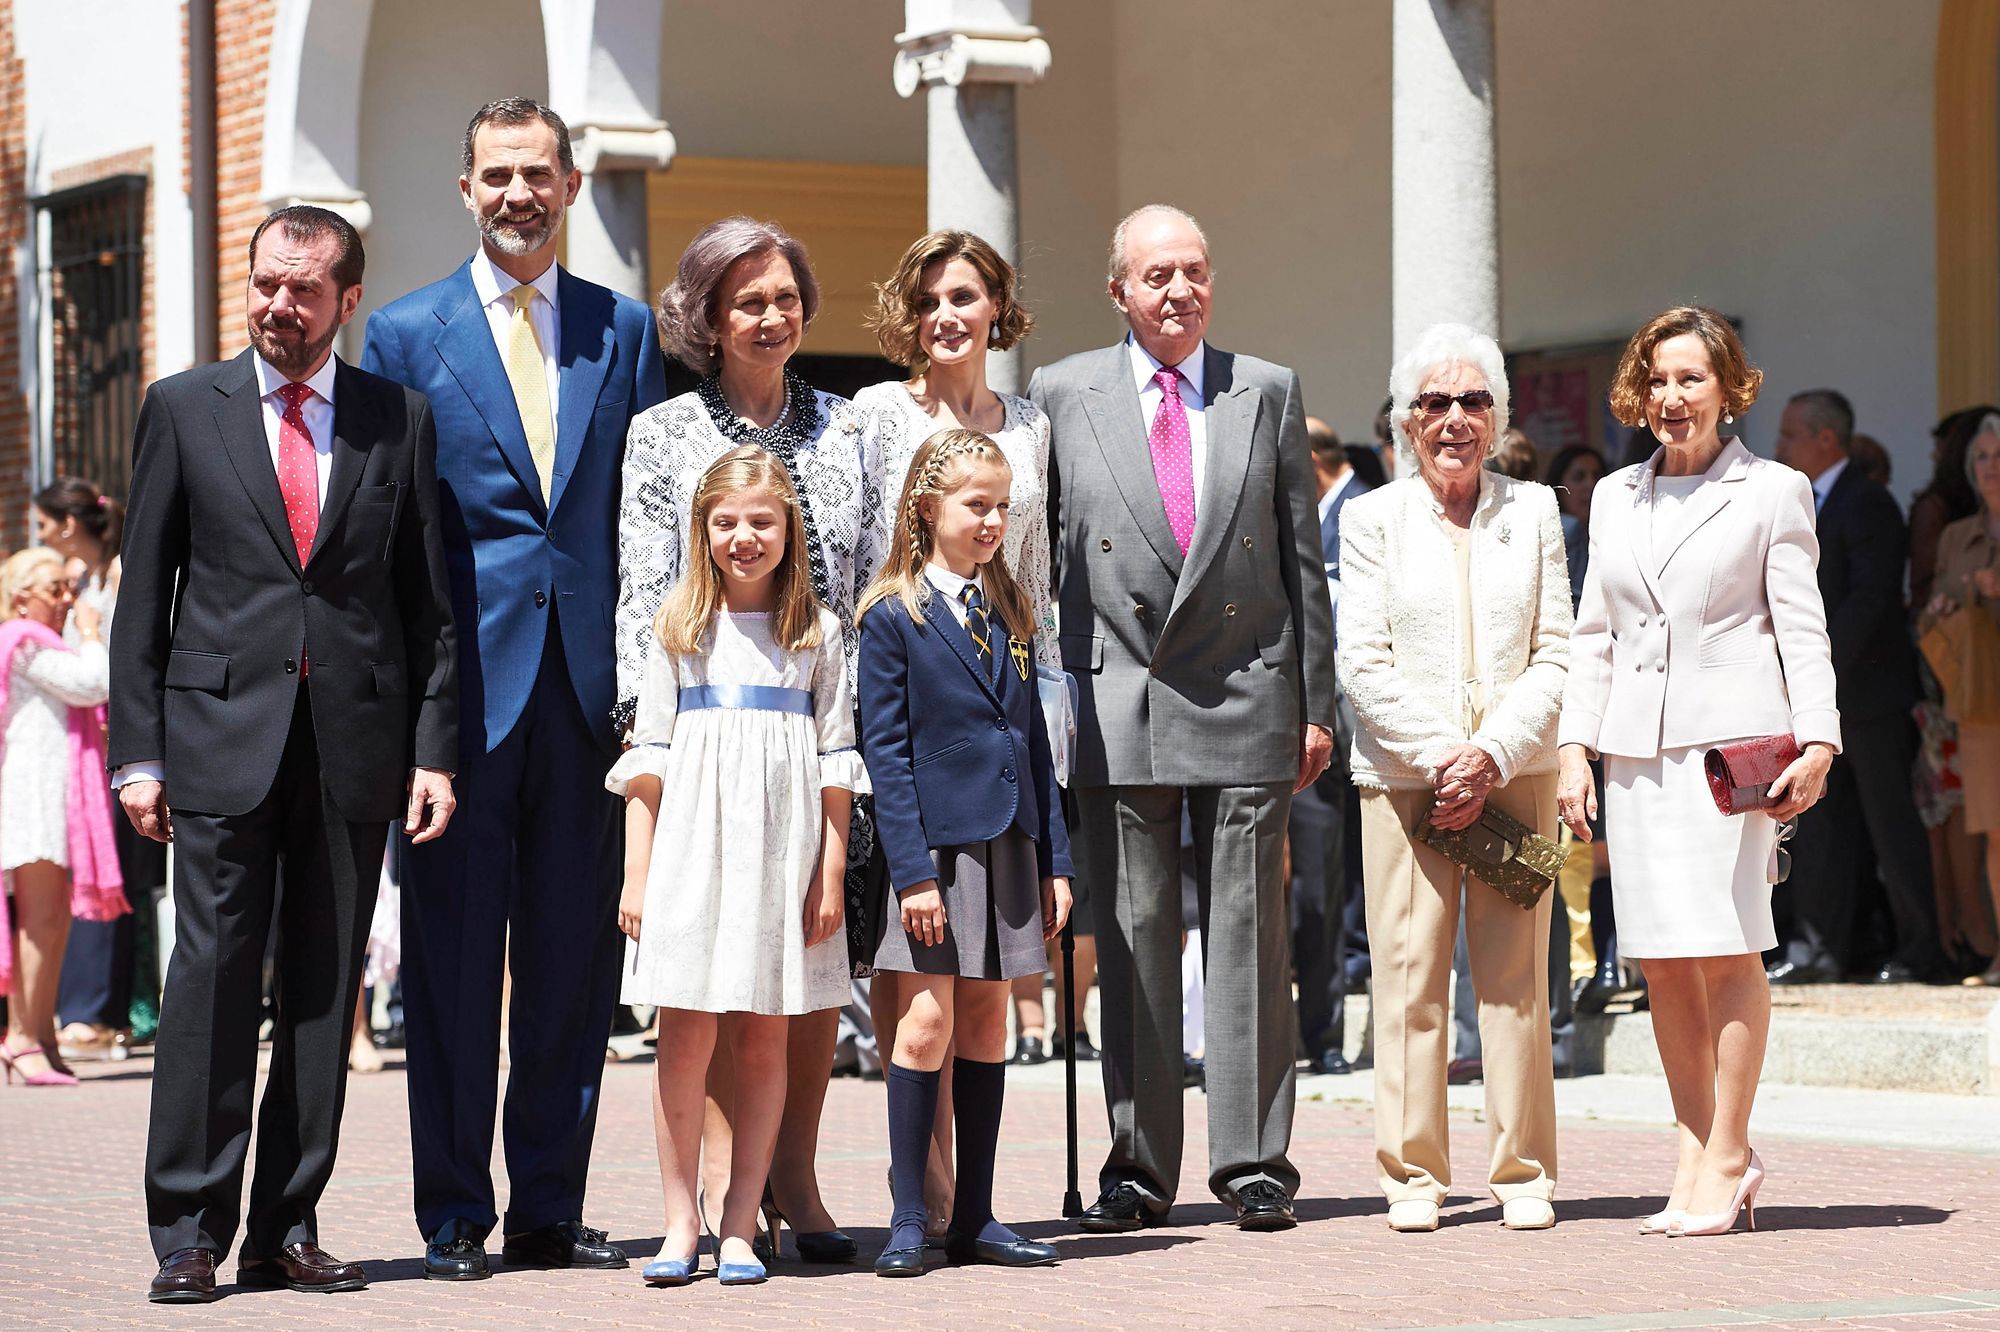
left=0, top=0, right=28, bottom=550
left=198, top=0, right=277, bottom=358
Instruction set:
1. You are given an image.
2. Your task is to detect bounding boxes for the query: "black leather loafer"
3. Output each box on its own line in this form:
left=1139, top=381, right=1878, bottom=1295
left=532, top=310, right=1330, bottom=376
left=873, top=1245, right=926, bottom=1277
left=501, top=1221, right=628, bottom=1269
left=149, top=1248, right=219, bottom=1304
left=945, top=1233, right=1059, bottom=1267
left=424, top=1235, right=490, bottom=1281
left=237, top=1242, right=367, bottom=1292
left=1078, top=1182, right=1169, bottom=1233
left=1233, top=1180, right=1297, bottom=1231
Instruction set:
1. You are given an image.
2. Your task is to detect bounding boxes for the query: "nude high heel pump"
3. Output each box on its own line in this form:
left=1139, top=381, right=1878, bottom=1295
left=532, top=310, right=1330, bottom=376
left=1670, top=1150, right=1764, bottom=1237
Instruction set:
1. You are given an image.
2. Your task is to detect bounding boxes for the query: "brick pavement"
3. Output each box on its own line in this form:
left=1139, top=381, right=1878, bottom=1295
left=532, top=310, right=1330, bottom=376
left=3, top=1052, right=1998, bottom=1330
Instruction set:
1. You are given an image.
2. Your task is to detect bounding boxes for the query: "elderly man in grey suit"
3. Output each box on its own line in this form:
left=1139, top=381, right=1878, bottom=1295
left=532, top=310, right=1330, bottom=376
left=1030, top=204, right=1337, bottom=1232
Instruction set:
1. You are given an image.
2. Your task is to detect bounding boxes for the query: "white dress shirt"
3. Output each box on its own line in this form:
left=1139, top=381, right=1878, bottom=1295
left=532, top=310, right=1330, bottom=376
left=1128, top=336, right=1208, bottom=514
left=924, top=563, right=985, bottom=629
left=1810, top=455, right=1849, bottom=513
left=469, top=248, right=561, bottom=443
left=253, top=351, right=337, bottom=503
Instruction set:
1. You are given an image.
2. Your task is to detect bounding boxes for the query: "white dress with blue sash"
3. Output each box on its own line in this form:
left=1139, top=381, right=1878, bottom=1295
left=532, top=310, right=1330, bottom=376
left=607, top=609, right=868, bottom=1014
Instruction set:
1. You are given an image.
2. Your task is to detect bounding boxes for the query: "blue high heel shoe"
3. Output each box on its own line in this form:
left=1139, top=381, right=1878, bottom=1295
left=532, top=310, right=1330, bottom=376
left=641, top=1250, right=700, bottom=1287
left=717, top=1254, right=767, bottom=1286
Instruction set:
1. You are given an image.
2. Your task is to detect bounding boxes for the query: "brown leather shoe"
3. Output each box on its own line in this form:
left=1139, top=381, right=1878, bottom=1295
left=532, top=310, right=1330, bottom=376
left=149, top=1248, right=219, bottom=1303
left=237, top=1242, right=368, bottom=1293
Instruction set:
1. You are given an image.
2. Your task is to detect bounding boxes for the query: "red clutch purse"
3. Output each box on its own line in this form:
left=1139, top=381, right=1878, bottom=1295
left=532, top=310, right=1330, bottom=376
left=1703, top=735, right=1801, bottom=815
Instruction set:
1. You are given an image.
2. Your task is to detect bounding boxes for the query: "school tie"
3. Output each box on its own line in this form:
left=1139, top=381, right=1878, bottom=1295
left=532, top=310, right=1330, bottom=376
left=960, top=583, right=993, bottom=677
left=505, top=283, right=556, bottom=504
left=1149, top=366, right=1196, bottom=554
left=273, top=382, right=320, bottom=563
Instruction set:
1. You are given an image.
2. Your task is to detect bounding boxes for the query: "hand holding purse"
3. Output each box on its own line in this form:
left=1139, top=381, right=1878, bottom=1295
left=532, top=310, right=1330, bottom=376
left=1702, top=735, right=1801, bottom=816
left=1415, top=800, right=1563, bottom=910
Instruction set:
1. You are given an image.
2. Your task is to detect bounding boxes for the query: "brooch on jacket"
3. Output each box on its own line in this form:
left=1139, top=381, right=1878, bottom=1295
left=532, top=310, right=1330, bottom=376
left=1497, top=520, right=1511, bottom=544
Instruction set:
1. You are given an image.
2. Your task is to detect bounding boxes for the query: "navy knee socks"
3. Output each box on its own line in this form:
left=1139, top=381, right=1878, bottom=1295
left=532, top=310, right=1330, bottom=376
left=885, top=1063, right=940, bottom=1252
left=949, top=1056, right=1018, bottom=1245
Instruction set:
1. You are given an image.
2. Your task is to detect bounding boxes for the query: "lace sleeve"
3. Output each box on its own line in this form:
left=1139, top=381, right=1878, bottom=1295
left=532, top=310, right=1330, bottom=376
left=1015, top=402, right=1061, bottom=670
left=615, top=405, right=686, bottom=734
left=18, top=638, right=110, bottom=708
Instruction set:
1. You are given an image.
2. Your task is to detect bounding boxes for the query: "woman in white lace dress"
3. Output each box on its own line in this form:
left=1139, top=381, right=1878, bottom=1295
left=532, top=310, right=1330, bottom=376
left=1, top=548, right=110, bottom=1086
left=617, top=216, right=885, bottom=1260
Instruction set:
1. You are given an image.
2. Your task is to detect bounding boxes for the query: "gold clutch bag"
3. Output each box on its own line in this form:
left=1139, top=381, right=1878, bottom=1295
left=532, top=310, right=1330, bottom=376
left=1415, top=800, right=1563, bottom=910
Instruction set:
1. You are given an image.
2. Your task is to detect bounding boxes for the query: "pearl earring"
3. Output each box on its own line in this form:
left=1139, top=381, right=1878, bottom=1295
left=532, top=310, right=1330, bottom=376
left=1723, top=413, right=1734, bottom=425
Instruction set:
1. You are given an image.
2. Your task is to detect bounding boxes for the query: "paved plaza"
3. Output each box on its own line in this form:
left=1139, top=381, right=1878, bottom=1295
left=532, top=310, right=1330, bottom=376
left=4, top=1047, right=1999, bottom=1331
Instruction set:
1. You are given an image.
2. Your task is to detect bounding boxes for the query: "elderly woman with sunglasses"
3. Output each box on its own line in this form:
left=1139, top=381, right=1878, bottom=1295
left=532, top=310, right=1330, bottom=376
left=1337, top=324, right=1571, bottom=1234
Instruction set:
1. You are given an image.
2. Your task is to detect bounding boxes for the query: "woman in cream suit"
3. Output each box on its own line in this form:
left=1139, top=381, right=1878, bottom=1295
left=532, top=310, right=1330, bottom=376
left=1558, top=307, right=1838, bottom=1238
left=1339, top=324, right=1571, bottom=1234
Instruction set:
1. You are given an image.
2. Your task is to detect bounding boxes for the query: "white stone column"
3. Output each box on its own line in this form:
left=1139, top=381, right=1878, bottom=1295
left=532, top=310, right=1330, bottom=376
left=544, top=0, right=675, bottom=302
left=1391, top=0, right=1497, bottom=358
left=894, top=0, right=1050, bottom=393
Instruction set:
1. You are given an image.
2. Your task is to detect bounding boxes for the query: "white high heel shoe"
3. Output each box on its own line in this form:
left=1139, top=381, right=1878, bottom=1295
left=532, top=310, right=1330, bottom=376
left=1638, top=1208, right=1684, bottom=1235
left=1670, top=1150, right=1766, bottom=1237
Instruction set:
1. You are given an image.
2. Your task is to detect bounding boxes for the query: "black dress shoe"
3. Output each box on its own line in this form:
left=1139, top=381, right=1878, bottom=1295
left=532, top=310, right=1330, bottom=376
left=149, top=1247, right=218, bottom=1304
left=873, top=1245, right=926, bottom=1277
left=501, top=1220, right=628, bottom=1269
left=238, top=1242, right=368, bottom=1293
left=945, top=1232, right=1059, bottom=1266
left=424, top=1236, right=490, bottom=1281
left=1766, top=959, right=1837, bottom=986
left=1011, top=1035, right=1049, bottom=1066
left=1183, top=1055, right=1206, bottom=1089
left=1232, top=1180, right=1297, bottom=1231
left=1054, top=1032, right=1101, bottom=1062
left=1314, top=1049, right=1354, bottom=1076
left=1078, top=1182, right=1169, bottom=1233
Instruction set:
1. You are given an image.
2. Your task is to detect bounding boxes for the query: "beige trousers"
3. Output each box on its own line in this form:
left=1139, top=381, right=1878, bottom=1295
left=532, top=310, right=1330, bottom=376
left=1556, top=828, right=1596, bottom=982
left=1360, top=773, right=1559, bottom=1205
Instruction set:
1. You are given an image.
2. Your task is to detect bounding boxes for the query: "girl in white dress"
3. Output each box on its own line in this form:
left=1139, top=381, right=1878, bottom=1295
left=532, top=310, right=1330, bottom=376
left=612, top=447, right=867, bottom=1288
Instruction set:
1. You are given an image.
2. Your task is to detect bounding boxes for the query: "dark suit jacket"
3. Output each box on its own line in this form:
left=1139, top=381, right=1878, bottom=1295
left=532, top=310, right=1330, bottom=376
left=1814, top=461, right=1918, bottom=720
left=858, top=595, right=1073, bottom=894
left=1321, top=472, right=1371, bottom=582
left=361, top=263, right=666, bottom=755
left=110, top=350, right=457, bottom=821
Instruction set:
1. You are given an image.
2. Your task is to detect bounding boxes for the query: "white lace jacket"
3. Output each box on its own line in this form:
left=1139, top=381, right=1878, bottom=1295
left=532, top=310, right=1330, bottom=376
left=1337, top=472, right=1572, bottom=790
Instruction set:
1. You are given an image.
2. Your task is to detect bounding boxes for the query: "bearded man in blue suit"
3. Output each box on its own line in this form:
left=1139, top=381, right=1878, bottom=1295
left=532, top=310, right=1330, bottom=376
left=361, top=97, right=665, bottom=1280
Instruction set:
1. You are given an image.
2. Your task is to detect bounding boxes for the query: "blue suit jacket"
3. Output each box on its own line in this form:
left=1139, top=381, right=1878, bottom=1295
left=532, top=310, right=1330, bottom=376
left=361, top=262, right=666, bottom=755
left=858, top=594, right=1074, bottom=894
left=1320, top=472, right=1371, bottom=581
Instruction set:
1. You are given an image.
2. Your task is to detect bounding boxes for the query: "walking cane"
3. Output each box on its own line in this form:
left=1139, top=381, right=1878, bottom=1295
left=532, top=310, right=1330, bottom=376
left=1061, top=918, right=1082, bottom=1218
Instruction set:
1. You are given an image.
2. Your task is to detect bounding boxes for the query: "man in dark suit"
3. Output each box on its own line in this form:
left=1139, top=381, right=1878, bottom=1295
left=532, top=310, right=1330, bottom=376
left=361, top=97, right=666, bottom=1279
left=1288, top=418, right=1369, bottom=1076
left=113, top=205, right=457, bottom=1303
left=1031, top=205, right=1338, bottom=1234
left=1773, top=388, right=1948, bottom=984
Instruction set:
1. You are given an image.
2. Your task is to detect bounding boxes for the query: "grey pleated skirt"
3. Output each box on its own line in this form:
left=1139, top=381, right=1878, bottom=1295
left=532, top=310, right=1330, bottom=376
left=872, top=825, right=1045, bottom=980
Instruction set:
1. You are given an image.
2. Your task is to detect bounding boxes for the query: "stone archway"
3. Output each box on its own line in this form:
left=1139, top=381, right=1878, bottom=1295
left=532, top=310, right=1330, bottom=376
left=1936, top=0, right=2000, bottom=412
left=259, top=0, right=378, bottom=227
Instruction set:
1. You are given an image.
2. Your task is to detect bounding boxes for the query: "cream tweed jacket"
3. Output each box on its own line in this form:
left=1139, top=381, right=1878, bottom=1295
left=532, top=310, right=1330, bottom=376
left=1337, top=470, right=1572, bottom=790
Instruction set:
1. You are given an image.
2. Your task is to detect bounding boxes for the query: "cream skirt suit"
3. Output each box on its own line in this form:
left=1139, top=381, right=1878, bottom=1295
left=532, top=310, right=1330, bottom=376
left=1338, top=471, right=1571, bottom=1206
left=1558, top=439, right=1841, bottom=958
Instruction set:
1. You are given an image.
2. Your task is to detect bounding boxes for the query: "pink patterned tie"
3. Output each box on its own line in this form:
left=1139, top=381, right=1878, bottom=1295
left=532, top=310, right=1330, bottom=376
left=1149, top=367, right=1196, bottom=554
left=274, top=382, right=320, bottom=562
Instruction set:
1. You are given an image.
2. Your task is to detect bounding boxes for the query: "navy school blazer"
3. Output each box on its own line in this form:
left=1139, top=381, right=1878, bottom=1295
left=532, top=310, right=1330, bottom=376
left=858, top=592, right=1074, bottom=894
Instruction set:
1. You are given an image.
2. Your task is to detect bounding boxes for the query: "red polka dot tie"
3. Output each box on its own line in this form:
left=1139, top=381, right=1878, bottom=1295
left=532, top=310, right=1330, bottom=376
left=1149, top=367, right=1196, bottom=555
left=275, top=381, right=320, bottom=564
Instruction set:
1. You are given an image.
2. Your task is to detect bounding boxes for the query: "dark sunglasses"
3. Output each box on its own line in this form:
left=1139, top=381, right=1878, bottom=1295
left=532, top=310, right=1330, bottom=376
left=1411, top=390, right=1496, bottom=417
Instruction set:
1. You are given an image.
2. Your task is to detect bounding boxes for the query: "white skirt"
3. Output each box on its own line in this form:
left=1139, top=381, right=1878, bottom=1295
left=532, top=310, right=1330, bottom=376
left=1604, top=745, right=1780, bottom=958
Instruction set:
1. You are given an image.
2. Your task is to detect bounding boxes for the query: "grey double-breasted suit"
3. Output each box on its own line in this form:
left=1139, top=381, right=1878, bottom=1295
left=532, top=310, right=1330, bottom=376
left=1032, top=339, right=1335, bottom=1209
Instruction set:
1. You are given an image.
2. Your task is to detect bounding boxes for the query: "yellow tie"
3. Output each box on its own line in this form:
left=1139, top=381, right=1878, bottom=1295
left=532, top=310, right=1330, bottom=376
left=505, top=284, right=555, bottom=503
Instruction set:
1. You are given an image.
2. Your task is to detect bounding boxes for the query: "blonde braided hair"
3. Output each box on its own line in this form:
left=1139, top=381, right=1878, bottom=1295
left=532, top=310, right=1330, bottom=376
left=859, top=427, right=1034, bottom=642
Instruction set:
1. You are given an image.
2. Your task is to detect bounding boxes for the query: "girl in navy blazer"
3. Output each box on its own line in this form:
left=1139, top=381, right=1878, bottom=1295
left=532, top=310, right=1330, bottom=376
left=858, top=428, right=1073, bottom=1277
